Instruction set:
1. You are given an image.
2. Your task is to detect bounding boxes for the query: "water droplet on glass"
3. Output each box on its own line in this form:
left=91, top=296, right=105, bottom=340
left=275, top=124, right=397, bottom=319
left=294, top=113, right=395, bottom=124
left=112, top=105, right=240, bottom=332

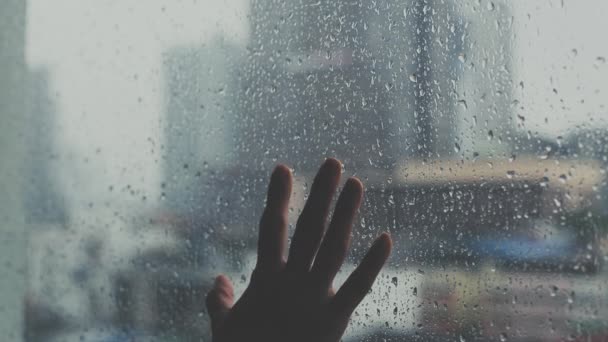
left=540, top=176, right=549, bottom=187
left=458, top=53, right=466, bottom=63
left=553, top=198, right=562, bottom=207
left=567, top=291, right=575, bottom=304
left=551, top=285, right=558, bottom=297
left=458, top=99, right=468, bottom=110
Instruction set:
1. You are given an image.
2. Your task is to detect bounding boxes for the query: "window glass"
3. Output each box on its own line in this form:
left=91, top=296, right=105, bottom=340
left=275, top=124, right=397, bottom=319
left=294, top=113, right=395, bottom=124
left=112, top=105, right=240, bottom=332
left=1, top=0, right=607, bottom=340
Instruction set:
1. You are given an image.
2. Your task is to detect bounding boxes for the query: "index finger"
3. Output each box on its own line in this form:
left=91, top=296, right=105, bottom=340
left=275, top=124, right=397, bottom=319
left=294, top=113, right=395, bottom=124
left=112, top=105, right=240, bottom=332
left=256, top=164, right=292, bottom=273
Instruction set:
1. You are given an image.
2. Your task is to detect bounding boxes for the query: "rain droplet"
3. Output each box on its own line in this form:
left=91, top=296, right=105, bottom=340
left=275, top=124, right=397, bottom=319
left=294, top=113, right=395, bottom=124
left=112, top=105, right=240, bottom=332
left=487, top=130, right=494, bottom=140
left=567, top=291, right=575, bottom=304
left=540, top=176, right=549, bottom=187
left=553, top=198, right=562, bottom=207
left=454, top=142, right=461, bottom=153
left=551, top=285, right=558, bottom=297
left=458, top=99, right=468, bottom=110
left=458, top=53, right=466, bottom=63
left=409, top=74, right=418, bottom=82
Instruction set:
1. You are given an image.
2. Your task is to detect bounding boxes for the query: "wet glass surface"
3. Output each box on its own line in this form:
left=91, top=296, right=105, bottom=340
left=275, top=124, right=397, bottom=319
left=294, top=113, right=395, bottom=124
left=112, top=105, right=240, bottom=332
left=2, top=0, right=608, bottom=341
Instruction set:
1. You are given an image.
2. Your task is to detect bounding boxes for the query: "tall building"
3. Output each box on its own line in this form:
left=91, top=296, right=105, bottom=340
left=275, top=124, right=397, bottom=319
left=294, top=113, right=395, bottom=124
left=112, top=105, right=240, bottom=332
left=0, top=0, right=27, bottom=340
left=161, top=40, right=250, bottom=252
left=22, top=69, right=73, bottom=342
left=454, top=1, right=515, bottom=157
left=237, top=0, right=513, bottom=166
left=236, top=0, right=401, bottom=170
left=23, top=69, right=67, bottom=226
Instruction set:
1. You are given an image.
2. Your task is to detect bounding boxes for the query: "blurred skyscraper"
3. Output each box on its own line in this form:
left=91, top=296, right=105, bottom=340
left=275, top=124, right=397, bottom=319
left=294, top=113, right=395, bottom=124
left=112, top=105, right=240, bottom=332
left=23, top=69, right=67, bottom=226
left=236, top=0, right=400, bottom=170
left=161, top=40, right=251, bottom=249
left=454, top=1, right=515, bottom=157
left=236, top=0, right=514, bottom=166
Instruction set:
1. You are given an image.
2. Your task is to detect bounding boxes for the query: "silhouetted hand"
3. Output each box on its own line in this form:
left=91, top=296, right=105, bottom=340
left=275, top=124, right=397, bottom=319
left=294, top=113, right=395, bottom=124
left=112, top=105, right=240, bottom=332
left=206, top=158, right=392, bottom=342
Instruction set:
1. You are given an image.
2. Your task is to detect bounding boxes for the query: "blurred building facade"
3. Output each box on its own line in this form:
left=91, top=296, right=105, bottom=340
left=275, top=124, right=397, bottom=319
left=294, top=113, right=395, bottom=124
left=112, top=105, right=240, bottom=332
left=236, top=0, right=515, bottom=168
left=162, top=41, right=243, bottom=220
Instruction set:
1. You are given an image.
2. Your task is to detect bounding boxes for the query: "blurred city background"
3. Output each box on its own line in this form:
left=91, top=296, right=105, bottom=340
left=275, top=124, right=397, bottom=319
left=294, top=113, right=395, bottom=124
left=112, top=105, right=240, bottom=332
left=2, top=0, right=608, bottom=341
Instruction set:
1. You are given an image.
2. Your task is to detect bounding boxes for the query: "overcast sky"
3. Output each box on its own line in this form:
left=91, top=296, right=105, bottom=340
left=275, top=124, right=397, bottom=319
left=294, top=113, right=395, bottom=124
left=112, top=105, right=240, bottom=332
left=26, top=0, right=250, bottom=208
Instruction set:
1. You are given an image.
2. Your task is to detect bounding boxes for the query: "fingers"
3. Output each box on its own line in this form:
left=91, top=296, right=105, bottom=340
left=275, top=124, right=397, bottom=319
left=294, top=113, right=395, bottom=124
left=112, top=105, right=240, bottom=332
left=206, top=275, right=234, bottom=335
left=256, top=164, right=292, bottom=272
left=286, top=158, right=342, bottom=272
left=331, top=233, right=392, bottom=319
left=311, top=177, right=363, bottom=288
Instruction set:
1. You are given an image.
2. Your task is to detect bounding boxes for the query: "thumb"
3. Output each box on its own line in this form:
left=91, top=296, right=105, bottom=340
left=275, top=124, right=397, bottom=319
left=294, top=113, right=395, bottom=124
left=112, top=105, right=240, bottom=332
left=206, top=275, right=234, bottom=335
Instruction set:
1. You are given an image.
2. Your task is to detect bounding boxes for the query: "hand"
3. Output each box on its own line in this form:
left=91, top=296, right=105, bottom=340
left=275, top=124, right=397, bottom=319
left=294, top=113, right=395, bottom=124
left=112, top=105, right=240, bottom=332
left=206, top=158, right=392, bottom=342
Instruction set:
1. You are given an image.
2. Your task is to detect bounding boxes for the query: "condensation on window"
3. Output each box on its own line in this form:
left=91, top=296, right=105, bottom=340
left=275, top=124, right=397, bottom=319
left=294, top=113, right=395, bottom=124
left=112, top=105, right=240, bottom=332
left=1, top=0, right=607, bottom=341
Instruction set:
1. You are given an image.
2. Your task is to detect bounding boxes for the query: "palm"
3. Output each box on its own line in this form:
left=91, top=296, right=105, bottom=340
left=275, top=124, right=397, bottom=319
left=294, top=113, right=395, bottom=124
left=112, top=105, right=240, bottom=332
left=206, top=159, right=392, bottom=342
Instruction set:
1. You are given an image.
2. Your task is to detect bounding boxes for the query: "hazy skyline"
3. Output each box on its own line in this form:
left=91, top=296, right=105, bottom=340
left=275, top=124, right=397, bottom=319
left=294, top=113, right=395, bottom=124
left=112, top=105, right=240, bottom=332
left=24, top=0, right=608, bottom=215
